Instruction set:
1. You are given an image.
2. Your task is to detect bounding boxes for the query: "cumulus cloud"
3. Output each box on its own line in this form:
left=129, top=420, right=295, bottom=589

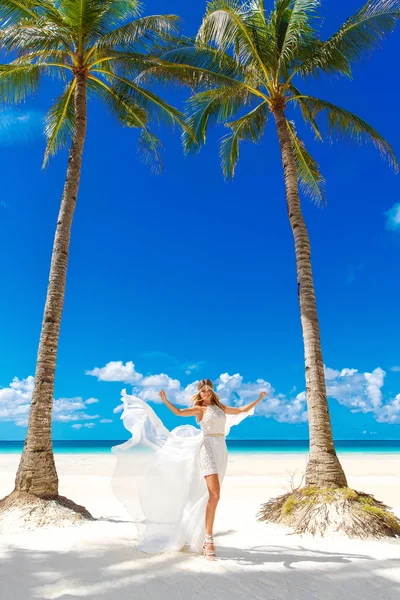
left=85, top=397, right=99, bottom=405
left=90, top=361, right=307, bottom=423
left=215, top=373, right=307, bottom=424
left=325, top=366, right=400, bottom=423
left=390, top=366, right=400, bottom=373
left=100, top=418, right=113, bottom=424
left=85, top=361, right=143, bottom=384
left=0, top=376, right=101, bottom=427
left=385, top=203, right=400, bottom=231
left=92, top=359, right=400, bottom=426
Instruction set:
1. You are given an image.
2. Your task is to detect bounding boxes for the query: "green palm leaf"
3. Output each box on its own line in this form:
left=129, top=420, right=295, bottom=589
left=274, top=0, right=320, bottom=73
left=288, top=83, right=322, bottom=140
left=295, top=0, right=400, bottom=79
left=95, top=15, right=180, bottom=52
left=137, top=127, right=163, bottom=174
left=197, top=0, right=272, bottom=79
left=43, top=78, right=76, bottom=166
left=0, top=0, right=39, bottom=24
left=87, top=75, right=147, bottom=128
left=220, top=100, right=269, bottom=177
left=184, top=85, right=253, bottom=153
left=0, top=62, right=40, bottom=102
left=295, top=95, right=398, bottom=170
left=286, top=119, right=325, bottom=202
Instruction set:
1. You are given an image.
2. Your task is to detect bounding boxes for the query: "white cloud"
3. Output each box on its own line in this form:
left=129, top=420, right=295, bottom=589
left=390, top=366, right=400, bottom=373
left=385, top=203, right=400, bottom=230
left=215, top=373, right=307, bottom=423
left=83, top=423, right=96, bottom=429
left=100, top=418, right=113, bottom=423
left=93, top=362, right=308, bottom=424
left=0, top=376, right=34, bottom=426
left=85, top=397, right=99, bottom=404
left=0, top=377, right=102, bottom=427
left=325, top=366, right=400, bottom=424
left=93, top=359, right=400, bottom=426
left=86, top=361, right=143, bottom=384
left=72, top=424, right=83, bottom=430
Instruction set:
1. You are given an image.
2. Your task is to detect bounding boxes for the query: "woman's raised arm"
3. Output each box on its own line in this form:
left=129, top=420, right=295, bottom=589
left=159, top=390, right=202, bottom=418
left=221, top=391, right=268, bottom=415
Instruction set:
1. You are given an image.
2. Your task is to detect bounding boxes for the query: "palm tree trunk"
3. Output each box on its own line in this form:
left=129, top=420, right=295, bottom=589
left=14, top=72, right=87, bottom=498
left=272, top=104, right=347, bottom=488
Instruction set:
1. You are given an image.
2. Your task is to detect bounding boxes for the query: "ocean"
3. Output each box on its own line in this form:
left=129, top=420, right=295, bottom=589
left=1, top=440, right=400, bottom=454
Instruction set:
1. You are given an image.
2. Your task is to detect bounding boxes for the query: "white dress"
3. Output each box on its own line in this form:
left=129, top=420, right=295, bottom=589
left=198, top=404, right=228, bottom=477
left=111, top=391, right=254, bottom=554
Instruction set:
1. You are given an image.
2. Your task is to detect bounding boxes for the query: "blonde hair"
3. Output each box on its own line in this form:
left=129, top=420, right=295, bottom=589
left=190, top=378, right=225, bottom=411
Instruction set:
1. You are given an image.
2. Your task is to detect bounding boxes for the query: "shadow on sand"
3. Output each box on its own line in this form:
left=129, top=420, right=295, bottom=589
left=1, top=528, right=400, bottom=600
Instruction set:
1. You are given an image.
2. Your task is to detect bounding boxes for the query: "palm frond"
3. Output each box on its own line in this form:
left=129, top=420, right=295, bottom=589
left=0, top=19, right=75, bottom=55
left=296, top=0, right=400, bottom=79
left=136, top=46, right=267, bottom=103
left=137, top=127, right=163, bottom=174
left=91, top=0, right=141, bottom=31
left=220, top=100, right=269, bottom=177
left=87, top=75, right=147, bottom=128
left=43, top=78, right=76, bottom=166
left=274, top=0, right=320, bottom=73
left=91, top=69, right=193, bottom=139
left=288, top=83, right=322, bottom=140
left=197, top=0, right=272, bottom=80
left=183, top=85, right=252, bottom=153
left=94, top=15, right=180, bottom=52
left=0, top=62, right=40, bottom=102
left=296, top=95, right=398, bottom=170
left=57, top=0, right=122, bottom=49
left=286, top=119, right=325, bottom=202
left=87, top=49, right=160, bottom=76
left=0, top=0, right=39, bottom=25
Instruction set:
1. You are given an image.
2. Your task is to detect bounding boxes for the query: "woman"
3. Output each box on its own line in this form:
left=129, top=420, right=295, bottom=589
left=112, top=378, right=267, bottom=561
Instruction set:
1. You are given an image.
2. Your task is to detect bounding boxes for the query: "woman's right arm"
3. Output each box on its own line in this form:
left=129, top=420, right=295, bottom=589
left=159, top=390, right=202, bottom=418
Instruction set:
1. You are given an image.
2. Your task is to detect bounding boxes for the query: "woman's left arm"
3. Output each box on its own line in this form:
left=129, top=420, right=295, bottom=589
left=222, top=391, right=267, bottom=415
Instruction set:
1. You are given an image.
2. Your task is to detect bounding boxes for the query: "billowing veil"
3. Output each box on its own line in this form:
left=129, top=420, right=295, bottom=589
left=111, top=390, right=255, bottom=554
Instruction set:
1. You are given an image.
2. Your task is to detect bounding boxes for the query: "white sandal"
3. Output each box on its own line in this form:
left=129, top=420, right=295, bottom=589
left=203, top=533, right=217, bottom=561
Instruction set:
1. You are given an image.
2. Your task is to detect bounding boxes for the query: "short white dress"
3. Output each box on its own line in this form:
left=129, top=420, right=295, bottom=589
left=198, top=404, right=228, bottom=478
left=111, top=392, right=254, bottom=554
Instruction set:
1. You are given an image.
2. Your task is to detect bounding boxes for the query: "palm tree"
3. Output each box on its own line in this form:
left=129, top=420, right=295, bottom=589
left=0, top=0, right=190, bottom=514
left=157, top=0, right=400, bottom=527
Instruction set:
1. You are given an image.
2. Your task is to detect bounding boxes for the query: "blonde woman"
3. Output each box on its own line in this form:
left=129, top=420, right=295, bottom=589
left=112, top=379, right=267, bottom=561
left=159, top=379, right=267, bottom=560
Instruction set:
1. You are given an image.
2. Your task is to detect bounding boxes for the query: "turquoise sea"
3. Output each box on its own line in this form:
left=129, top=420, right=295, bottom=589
left=1, top=440, right=400, bottom=454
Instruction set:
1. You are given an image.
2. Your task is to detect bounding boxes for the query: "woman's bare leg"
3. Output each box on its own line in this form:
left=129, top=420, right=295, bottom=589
left=203, top=473, right=220, bottom=559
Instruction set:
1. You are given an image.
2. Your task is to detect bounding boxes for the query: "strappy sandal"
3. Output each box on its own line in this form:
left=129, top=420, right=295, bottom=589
left=203, top=533, right=217, bottom=561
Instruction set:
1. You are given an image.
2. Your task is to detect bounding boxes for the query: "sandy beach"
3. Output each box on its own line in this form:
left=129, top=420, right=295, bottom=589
left=0, top=452, right=399, bottom=599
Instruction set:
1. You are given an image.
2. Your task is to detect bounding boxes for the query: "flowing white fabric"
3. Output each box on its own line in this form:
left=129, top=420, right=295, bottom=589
left=111, top=390, right=254, bottom=554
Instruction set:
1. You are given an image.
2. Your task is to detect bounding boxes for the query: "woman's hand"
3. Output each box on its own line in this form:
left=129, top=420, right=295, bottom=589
left=159, top=390, right=167, bottom=403
left=257, top=391, right=268, bottom=403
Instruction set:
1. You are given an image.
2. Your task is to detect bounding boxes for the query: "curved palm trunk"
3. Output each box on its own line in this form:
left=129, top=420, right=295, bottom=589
left=273, top=105, right=347, bottom=488
left=14, top=72, right=87, bottom=498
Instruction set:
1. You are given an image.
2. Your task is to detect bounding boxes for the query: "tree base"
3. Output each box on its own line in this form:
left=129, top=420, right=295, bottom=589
left=0, top=491, right=93, bottom=533
left=257, top=487, right=400, bottom=539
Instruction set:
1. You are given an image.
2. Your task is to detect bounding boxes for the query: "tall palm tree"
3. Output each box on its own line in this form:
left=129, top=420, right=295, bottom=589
left=161, top=0, right=399, bottom=489
left=0, top=0, right=191, bottom=509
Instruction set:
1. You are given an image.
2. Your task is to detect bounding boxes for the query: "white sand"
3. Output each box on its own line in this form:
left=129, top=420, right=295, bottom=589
left=0, top=452, right=399, bottom=600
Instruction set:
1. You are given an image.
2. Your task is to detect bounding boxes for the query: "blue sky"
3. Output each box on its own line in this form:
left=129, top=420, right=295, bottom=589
left=0, top=0, right=399, bottom=442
